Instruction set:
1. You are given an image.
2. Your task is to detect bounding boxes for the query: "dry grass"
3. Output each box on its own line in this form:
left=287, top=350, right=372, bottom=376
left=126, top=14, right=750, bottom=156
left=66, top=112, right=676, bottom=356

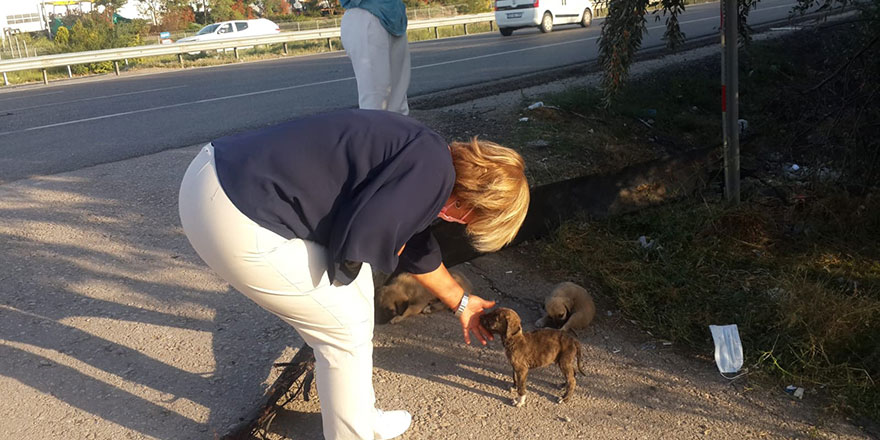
left=532, top=25, right=880, bottom=422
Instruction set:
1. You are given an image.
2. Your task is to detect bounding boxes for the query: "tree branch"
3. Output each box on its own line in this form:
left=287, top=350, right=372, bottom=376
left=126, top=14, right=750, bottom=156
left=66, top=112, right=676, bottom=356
left=804, top=32, right=879, bottom=93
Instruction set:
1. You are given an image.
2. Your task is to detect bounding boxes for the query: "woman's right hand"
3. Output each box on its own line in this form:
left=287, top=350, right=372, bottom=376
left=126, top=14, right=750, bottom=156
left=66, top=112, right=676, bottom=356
left=459, top=294, right=495, bottom=345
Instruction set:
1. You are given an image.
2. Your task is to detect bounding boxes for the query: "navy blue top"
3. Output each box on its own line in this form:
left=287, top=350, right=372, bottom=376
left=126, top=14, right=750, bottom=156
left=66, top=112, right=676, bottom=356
left=212, top=109, right=455, bottom=284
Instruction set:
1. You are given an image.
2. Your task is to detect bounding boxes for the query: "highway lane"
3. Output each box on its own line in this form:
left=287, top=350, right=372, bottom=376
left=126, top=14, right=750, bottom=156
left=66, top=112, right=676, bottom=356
left=0, top=0, right=801, bottom=183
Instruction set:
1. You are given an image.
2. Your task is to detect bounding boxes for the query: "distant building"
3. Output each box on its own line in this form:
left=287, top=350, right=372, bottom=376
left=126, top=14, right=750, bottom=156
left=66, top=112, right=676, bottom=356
left=1, top=1, right=149, bottom=39
left=1, top=1, right=96, bottom=38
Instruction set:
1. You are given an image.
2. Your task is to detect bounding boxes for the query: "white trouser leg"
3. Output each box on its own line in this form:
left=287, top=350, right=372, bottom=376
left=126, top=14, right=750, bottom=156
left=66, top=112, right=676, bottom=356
left=178, top=145, right=377, bottom=440
left=387, top=32, right=410, bottom=115
left=341, top=8, right=410, bottom=115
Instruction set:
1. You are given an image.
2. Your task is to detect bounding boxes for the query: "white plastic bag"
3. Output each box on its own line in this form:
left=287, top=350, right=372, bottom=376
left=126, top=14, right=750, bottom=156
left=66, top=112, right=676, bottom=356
left=709, top=324, right=743, bottom=374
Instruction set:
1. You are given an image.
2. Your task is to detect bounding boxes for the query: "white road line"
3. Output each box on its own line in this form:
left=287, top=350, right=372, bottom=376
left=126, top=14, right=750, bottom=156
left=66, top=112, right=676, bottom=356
left=2, top=0, right=798, bottom=136
left=413, top=35, right=601, bottom=70
left=0, top=77, right=355, bottom=136
left=3, top=85, right=189, bottom=113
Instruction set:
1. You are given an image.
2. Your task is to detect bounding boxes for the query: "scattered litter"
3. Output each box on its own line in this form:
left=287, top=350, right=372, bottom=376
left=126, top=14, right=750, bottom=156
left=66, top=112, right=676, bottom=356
left=606, top=310, right=613, bottom=316
left=637, top=235, right=656, bottom=249
left=662, top=341, right=673, bottom=346
left=785, top=385, right=805, bottom=399
left=637, top=118, right=654, bottom=129
left=738, top=119, right=749, bottom=134
left=588, top=128, right=594, bottom=133
left=612, top=348, right=622, bottom=354
left=505, top=270, right=513, bottom=274
left=709, top=324, right=744, bottom=374
left=787, top=163, right=801, bottom=172
left=518, top=117, right=529, bottom=122
left=527, top=101, right=545, bottom=110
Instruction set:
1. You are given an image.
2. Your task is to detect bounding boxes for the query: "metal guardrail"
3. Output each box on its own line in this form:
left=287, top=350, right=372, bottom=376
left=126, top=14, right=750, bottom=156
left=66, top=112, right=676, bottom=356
left=0, top=12, right=496, bottom=86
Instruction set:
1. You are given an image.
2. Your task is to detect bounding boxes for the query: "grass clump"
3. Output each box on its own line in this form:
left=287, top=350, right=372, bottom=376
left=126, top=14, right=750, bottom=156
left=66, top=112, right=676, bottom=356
left=543, top=194, right=879, bottom=419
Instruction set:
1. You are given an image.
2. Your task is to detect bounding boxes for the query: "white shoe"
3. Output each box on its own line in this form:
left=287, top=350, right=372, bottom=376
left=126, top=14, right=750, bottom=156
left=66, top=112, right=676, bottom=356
left=374, top=409, right=412, bottom=440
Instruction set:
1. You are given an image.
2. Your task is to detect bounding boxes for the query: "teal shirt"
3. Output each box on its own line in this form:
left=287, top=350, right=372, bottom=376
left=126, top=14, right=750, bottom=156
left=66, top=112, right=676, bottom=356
left=341, top=0, right=407, bottom=37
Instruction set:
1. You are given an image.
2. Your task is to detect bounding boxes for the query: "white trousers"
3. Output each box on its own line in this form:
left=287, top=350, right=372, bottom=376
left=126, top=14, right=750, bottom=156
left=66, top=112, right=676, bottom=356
left=341, top=8, right=410, bottom=115
left=178, top=145, right=378, bottom=440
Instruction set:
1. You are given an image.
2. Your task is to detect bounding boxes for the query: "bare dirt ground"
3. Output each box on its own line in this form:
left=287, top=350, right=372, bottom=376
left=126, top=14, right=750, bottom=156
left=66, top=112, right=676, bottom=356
left=0, top=25, right=874, bottom=440
left=267, top=249, right=870, bottom=440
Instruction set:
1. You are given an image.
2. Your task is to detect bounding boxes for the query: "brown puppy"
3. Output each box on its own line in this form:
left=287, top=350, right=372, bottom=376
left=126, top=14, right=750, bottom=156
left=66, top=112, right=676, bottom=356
left=376, top=270, right=473, bottom=324
left=480, top=307, right=585, bottom=407
left=535, top=282, right=596, bottom=333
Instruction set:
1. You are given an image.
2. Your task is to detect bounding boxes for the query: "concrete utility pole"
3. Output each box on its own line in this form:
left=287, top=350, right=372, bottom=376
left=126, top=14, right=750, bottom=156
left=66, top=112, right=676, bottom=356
left=721, top=0, right=740, bottom=203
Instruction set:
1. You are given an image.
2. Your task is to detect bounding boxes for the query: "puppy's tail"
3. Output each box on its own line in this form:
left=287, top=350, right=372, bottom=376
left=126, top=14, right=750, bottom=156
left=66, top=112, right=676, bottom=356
left=576, top=342, right=586, bottom=376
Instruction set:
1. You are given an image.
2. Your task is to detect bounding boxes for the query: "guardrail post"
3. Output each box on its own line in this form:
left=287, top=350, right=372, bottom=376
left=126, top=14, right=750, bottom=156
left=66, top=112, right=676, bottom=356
left=67, top=65, right=73, bottom=78
left=434, top=26, right=439, bottom=39
left=234, top=47, right=240, bottom=59
left=327, top=38, right=333, bottom=51
left=114, top=61, right=120, bottom=75
left=3, top=72, right=8, bottom=86
left=178, top=53, right=185, bottom=68
left=490, top=20, right=495, bottom=31
left=283, top=42, right=289, bottom=54
left=42, top=68, right=48, bottom=84
left=464, top=23, right=469, bottom=35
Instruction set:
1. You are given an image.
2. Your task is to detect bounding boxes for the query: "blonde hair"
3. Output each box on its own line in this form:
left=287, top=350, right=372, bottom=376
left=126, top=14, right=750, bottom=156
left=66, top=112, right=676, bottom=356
left=449, top=138, right=530, bottom=253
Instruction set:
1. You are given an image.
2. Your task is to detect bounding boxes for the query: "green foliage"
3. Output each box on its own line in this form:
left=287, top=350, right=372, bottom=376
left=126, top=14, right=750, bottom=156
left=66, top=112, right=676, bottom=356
left=598, top=0, right=878, bottom=102
left=455, top=0, right=492, bottom=14
left=54, top=26, right=70, bottom=46
left=48, top=12, right=150, bottom=73
left=161, top=3, right=197, bottom=31
left=597, top=0, right=651, bottom=105
left=544, top=196, right=880, bottom=420
left=210, top=0, right=247, bottom=21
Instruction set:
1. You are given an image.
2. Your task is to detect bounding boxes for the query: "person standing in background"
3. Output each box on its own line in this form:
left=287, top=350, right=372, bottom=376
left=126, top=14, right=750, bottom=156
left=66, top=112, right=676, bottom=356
left=340, top=0, right=410, bottom=114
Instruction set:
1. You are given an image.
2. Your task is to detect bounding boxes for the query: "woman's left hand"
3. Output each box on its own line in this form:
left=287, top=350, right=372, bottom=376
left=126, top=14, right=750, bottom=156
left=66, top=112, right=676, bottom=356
left=459, top=294, right=495, bottom=345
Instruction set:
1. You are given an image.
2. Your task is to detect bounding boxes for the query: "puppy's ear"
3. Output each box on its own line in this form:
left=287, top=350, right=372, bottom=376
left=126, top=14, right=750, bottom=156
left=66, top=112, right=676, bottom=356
left=394, top=300, right=408, bottom=317
left=504, top=311, right=523, bottom=339
left=562, top=296, right=574, bottom=316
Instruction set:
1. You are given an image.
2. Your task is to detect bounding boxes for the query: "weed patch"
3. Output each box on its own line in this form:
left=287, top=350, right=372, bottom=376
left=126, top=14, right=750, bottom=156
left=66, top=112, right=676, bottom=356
left=532, top=25, right=880, bottom=422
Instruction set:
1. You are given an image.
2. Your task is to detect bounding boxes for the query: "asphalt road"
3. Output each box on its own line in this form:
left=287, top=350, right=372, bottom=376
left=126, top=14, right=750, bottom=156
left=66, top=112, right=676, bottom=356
left=0, top=0, right=801, bottom=184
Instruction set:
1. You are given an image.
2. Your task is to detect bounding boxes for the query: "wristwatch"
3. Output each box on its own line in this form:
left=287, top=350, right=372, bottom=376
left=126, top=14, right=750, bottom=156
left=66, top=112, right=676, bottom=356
left=455, top=293, right=469, bottom=317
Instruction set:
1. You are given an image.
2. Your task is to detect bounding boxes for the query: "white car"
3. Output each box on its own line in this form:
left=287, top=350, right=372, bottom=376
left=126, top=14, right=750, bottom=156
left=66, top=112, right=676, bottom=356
left=494, top=0, right=593, bottom=36
left=176, top=18, right=280, bottom=43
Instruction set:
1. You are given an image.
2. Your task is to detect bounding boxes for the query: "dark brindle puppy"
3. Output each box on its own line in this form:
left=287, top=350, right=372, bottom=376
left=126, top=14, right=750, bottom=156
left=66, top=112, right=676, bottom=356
left=480, top=307, right=586, bottom=407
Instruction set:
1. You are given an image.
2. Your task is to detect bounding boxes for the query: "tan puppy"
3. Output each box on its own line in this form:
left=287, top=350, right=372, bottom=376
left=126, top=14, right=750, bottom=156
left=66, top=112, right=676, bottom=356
left=480, top=307, right=585, bottom=407
left=535, top=282, right=596, bottom=332
left=376, top=270, right=473, bottom=324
